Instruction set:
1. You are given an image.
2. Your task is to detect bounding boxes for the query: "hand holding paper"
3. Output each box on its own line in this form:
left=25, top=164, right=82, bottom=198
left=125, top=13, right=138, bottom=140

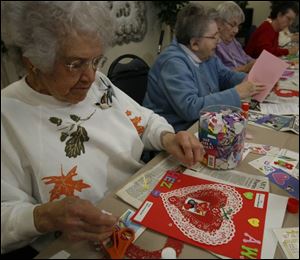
left=248, top=50, right=289, bottom=102
left=236, top=81, right=266, bottom=99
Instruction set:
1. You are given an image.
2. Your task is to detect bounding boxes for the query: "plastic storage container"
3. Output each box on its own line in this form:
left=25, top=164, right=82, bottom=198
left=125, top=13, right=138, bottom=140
left=199, top=105, right=247, bottom=169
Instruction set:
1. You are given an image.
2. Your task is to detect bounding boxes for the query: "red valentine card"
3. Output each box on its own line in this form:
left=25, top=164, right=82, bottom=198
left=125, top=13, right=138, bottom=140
left=132, top=171, right=269, bottom=259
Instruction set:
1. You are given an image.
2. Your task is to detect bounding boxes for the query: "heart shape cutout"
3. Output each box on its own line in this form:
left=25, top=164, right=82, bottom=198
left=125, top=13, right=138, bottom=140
left=243, top=192, right=253, bottom=200
left=160, top=184, right=243, bottom=245
left=272, top=172, right=289, bottom=185
left=248, top=218, right=259, bottom=227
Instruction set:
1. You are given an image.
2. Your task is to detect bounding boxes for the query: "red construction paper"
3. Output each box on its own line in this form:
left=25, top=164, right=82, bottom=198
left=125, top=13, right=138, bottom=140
left=132, top=171, right=269, bottom=259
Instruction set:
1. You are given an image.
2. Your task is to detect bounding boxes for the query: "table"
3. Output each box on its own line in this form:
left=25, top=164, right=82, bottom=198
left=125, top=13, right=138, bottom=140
left=35, top=124, right=299, bottom=259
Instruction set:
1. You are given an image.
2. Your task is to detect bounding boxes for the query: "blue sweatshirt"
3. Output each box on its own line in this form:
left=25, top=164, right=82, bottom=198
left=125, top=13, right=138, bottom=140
left=143, top=39, right=246, bottom=132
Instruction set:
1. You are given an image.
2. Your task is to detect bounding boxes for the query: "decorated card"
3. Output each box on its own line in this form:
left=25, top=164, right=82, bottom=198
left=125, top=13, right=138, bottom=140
left=267, top=168, right=299, bottom=199
left=132, top=171, right=269, bottom=259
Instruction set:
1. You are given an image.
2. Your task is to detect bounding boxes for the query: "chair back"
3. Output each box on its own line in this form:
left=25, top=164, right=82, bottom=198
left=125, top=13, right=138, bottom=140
left=107, top=54, right=149, bottom=105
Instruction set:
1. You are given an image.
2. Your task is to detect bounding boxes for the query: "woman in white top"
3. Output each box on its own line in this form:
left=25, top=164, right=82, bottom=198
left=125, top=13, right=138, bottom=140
left=1, top=2, right=204, bottom=255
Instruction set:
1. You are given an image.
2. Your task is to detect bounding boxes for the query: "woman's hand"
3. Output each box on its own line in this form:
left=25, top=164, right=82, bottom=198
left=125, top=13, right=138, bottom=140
left=288, top=45, right=299, bottom=55
left=235, top=81, right=266, bottom=99
left=161, top=131, right=205, bottom=167
left=235, top=60, right=255, bottom=73
left=33, top=196, right=118, bottom=242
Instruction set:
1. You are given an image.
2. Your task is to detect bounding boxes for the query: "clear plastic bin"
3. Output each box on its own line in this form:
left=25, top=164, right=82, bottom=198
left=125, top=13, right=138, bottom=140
left=199, top=105, right=247, bottom=169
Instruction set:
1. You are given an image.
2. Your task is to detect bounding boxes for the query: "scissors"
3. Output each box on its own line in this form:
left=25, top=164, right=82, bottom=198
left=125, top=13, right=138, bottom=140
left=273, top=84, right=299, bottom=97
left=105, top=227, right=135, bottom=259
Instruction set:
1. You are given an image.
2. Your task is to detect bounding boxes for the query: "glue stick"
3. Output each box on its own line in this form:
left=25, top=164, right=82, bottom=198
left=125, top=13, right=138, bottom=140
left=241, top=102, right=249, bottom=119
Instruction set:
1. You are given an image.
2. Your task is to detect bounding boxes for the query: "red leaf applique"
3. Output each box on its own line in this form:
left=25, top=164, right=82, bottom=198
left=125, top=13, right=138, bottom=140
left=42, top=165, right=91, bottom=201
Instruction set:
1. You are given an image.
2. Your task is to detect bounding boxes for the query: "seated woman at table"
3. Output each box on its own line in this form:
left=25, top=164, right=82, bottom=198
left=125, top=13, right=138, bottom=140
left=245, top=1, right=299, bottom=58
left=143, top=3, right=264, bottom=132
left=1, top=1, right=205, bottom=256
left=215, top=1, right=255, bottom=73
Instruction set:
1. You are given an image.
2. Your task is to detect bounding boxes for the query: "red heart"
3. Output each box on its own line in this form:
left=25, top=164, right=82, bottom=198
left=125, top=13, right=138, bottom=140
left=161, top=184, right=243, bottom=245
left=272, top=172, right=289, bottom=185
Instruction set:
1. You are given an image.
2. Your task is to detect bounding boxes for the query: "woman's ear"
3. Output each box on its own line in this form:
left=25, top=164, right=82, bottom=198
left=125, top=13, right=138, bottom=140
left=190, top=38, right=201, bottom=52
left=22, top=56, right=37, bottom=73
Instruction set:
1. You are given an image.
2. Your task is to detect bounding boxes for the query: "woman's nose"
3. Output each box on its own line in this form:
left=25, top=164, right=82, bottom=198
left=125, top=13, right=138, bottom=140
left=80, top=65, right=96, bottom=83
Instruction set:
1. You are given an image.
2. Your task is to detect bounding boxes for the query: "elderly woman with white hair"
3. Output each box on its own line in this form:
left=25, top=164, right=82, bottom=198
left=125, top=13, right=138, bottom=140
left=1, top=1, right=205, bottom=256
left=215, top=1, right=255, bottom=73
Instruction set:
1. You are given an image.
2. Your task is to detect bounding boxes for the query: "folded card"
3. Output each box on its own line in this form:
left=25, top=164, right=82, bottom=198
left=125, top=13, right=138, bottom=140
left=249, top=50, right=289, bottom=102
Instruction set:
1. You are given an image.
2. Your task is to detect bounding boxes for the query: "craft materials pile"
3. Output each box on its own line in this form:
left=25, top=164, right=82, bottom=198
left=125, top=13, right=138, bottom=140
left=199, top=105, right=247, bottom=169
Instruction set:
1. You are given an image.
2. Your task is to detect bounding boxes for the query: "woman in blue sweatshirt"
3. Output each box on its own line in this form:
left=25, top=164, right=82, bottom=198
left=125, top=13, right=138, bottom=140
left=143, top=3, right=264, bottom=132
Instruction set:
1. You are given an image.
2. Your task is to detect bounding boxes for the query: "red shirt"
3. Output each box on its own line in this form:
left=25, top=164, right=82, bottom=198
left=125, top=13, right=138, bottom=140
left=245, top=21, right=289, bottom=58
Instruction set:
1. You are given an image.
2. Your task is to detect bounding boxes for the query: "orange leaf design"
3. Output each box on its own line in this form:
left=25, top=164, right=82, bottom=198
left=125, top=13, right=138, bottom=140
left=131, top=116, right=142, bottom=125
left=126, top=110, right=145, bottom=135
left=125, top=110, right=132, bottom=116
left=130, top=116, right=145, bottom=135
left=42, top=165, right=91, bottom=201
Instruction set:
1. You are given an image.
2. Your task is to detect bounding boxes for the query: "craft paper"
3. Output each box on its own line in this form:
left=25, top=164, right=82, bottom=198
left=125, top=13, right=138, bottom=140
left=244, top=143, right=280, bottom=156
left=267, top=168, right=299, bottom=199
left=273, top=227, right=299, bottom=259
left=132, top=171, right=269, bottom=259
left=261, top=194, right=288, bottom=259
left=250, top=50, right=289, bottom=102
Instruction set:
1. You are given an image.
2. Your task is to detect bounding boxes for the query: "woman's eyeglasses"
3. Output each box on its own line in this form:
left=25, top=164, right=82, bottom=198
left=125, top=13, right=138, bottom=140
left=224, top=20, right=243, bottom=30
left=201, top=32, right=220, bottom=41
left=64, top=55, right=107, bottom=73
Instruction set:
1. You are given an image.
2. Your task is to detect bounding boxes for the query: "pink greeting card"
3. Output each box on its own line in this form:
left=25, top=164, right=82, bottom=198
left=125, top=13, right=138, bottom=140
left=132, top=171, right=269, bottom=259
left=250, top=50, right=289, bottom=102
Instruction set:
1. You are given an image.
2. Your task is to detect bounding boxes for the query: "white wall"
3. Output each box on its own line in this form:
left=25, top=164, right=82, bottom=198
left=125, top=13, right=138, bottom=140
left=1, top=1, right=271, bottom=88
left=248, top=1, right=271, bottom=26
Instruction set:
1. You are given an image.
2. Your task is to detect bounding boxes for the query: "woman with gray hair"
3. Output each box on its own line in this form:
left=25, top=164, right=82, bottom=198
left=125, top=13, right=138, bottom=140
left=143, top=3, right=264, bottom=132
left=215, top=1, right=255, bottom=72
left=245, top=1, right=298, bottom=58
left=1, top=1, right=204, bottom=256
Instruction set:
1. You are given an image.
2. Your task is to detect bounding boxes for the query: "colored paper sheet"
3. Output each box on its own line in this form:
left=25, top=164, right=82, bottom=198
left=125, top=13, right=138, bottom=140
left=267, top=168, right=299, bottom=199
left=250, top=50, right=289, bottom=102
left=132, top=171, right=269, bottom=259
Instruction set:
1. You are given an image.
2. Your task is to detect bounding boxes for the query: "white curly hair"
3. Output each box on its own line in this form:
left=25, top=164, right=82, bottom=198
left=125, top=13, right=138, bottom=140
left=1, top=1, right=116, bottom=73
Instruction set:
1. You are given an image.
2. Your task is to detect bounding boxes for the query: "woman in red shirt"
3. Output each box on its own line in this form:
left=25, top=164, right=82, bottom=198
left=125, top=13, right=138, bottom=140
left=245, top=1, right=298, bottom=58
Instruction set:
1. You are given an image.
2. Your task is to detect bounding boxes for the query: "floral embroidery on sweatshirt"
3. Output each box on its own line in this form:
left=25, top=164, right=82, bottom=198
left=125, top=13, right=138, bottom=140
left=49, top=110, right=95, bottom=158
left=42, top=165, right=91, bottom=201
left=125, top=110, right=145, bottom=135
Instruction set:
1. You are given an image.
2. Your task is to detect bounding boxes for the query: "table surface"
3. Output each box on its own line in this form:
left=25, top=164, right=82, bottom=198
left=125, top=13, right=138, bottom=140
left=35, top=124, right=299, bottom=259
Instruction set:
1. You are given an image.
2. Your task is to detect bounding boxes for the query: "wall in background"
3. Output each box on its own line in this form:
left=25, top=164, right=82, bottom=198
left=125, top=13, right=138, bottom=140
left=102, top=2, right=161, bottom=75
left=1, top=1, right=271, bottom=88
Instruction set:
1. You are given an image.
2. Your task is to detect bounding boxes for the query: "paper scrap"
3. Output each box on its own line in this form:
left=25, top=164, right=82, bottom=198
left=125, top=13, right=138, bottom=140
left=273, top=227, right=299, bottom=259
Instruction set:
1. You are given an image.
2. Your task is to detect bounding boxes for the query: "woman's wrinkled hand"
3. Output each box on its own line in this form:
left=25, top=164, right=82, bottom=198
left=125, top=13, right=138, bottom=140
left=235, top=60, right=255, bottom=73
left=161, top=131, right=205, bottom=167
left=33, top=196, right=118, bottom=242
left=235, top=81, right=266, bottom=99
